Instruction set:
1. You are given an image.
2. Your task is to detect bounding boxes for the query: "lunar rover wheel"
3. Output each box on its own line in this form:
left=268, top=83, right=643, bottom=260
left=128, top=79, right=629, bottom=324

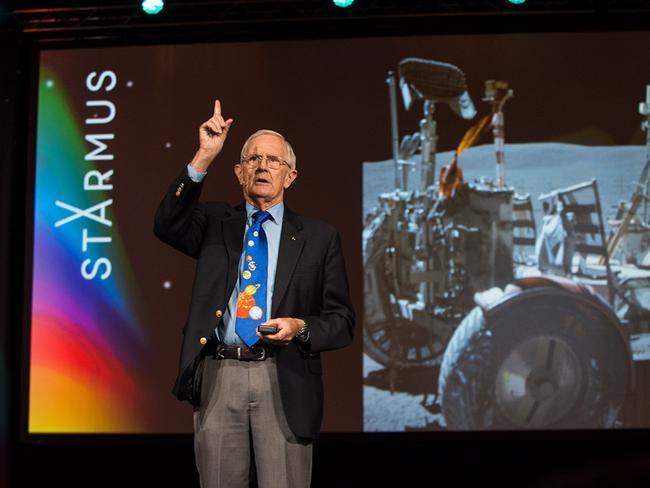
left=438, top=287, right=632, bottom=429
left=364, top=315, right=451, bottom=369
left=363, top=221, right=451, bottom=368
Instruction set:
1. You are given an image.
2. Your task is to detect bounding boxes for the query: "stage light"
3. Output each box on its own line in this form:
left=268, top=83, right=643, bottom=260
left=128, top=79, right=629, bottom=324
left=142, top=0, right=164, bottom=15
left=508, top=0, right=527, bottom=4
left=333, top=0, right=355, bottom=7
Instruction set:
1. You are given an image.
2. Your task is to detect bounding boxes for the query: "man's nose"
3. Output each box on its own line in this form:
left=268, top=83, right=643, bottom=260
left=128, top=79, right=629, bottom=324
left=255, top=160, right=271, bottom=172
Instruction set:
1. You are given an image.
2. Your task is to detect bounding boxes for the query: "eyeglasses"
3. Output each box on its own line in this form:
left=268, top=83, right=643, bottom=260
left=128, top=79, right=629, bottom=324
left=241, top=153, right=289, bottom=170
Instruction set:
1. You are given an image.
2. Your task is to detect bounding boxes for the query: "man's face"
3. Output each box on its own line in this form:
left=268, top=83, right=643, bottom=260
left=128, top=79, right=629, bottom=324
left=234, top=134, right=297, bottom=208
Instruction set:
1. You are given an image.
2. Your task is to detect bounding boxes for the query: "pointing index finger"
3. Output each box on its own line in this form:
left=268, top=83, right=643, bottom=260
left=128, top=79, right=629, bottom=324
left=213, top=99, right=222, bottom=117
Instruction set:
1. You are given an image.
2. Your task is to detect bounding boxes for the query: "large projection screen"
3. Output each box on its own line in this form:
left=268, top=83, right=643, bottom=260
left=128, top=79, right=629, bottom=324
left=26, top=32, right=650, bottom=434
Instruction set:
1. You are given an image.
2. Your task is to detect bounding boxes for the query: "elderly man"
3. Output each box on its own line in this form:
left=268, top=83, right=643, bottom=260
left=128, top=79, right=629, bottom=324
left=154, top=100, right=355, bottom=488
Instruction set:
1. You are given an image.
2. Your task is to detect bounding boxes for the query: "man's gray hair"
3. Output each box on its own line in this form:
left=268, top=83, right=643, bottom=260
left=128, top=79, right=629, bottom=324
left=240, top=129, right=297, bottom=170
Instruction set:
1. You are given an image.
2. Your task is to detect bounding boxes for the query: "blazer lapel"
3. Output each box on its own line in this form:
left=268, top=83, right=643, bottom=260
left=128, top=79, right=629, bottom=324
left=272, top=207, right=305, bottom=316
left=222, top=203, right=247, bottom=292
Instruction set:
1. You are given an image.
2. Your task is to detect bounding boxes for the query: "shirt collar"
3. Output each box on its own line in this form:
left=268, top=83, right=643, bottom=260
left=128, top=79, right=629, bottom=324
left=245, top=201, right=284, bottom=226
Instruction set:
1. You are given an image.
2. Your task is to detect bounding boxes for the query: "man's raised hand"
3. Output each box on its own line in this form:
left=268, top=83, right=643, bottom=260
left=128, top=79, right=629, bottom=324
left=191, top=99, right=234, bottom=172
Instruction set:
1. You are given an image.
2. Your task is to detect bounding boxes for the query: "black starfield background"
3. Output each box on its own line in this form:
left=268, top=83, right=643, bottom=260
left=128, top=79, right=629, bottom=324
left=3, top=7, right=650, bottom=488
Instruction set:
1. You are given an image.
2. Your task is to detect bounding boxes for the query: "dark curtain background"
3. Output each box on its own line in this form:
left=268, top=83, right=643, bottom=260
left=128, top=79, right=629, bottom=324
left=0, top=32, right=24, bottom=488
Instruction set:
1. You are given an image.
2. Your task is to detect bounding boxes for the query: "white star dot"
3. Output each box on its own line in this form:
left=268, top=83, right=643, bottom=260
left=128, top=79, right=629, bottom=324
left=165, top=142, right=172, bottom=148
left=126, top=80, right=134, bottom=87
left=163, top=280, right=172, bottom=289
left=45, top=80, right=54, bottom=88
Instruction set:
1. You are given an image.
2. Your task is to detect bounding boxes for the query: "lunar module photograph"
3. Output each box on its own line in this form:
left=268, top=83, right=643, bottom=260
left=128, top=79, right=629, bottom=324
left=363, top=57, right=650, bottom=431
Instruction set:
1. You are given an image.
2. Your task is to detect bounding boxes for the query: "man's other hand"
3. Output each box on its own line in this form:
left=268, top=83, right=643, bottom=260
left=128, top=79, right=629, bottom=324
left=256, top=317, right=304, bottom=346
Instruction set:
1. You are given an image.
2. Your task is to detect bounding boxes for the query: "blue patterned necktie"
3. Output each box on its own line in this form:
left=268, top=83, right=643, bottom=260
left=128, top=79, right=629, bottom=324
left=235, top=210, right=272, bottom=347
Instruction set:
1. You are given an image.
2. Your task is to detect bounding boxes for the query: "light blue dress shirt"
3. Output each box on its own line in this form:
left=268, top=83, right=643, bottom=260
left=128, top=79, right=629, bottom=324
left=187, top=164, right=283, bottom=346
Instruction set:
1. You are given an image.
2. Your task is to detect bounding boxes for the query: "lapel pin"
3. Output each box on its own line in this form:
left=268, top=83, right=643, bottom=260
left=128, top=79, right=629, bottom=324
left=291, top=236, right=296, bottom=240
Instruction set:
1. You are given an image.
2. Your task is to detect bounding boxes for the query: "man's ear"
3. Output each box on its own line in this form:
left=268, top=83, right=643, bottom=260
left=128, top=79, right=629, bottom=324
left=234, top=164, right=244, bottom=185
left=283, top=169, right=298, bottom=190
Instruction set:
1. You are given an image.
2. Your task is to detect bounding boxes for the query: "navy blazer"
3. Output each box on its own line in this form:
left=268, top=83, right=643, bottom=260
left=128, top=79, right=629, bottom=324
left=154, top=167, right=355, bottom=440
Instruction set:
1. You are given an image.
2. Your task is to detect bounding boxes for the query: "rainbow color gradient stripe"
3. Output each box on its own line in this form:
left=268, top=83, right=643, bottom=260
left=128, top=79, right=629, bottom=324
left=29, top=64, right=148, bottom=433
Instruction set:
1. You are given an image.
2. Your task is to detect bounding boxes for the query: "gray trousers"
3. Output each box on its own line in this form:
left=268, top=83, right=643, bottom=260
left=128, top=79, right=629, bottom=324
left=193, top=356, right=312, bottom=488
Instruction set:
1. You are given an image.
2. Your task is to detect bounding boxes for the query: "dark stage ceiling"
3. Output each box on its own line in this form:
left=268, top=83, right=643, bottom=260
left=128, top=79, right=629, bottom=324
left=1, top=1, right=650, bottom=39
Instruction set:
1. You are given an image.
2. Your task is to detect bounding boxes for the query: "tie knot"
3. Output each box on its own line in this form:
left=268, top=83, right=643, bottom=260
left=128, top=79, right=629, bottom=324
left=252, top=210, right=271, bottom=225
